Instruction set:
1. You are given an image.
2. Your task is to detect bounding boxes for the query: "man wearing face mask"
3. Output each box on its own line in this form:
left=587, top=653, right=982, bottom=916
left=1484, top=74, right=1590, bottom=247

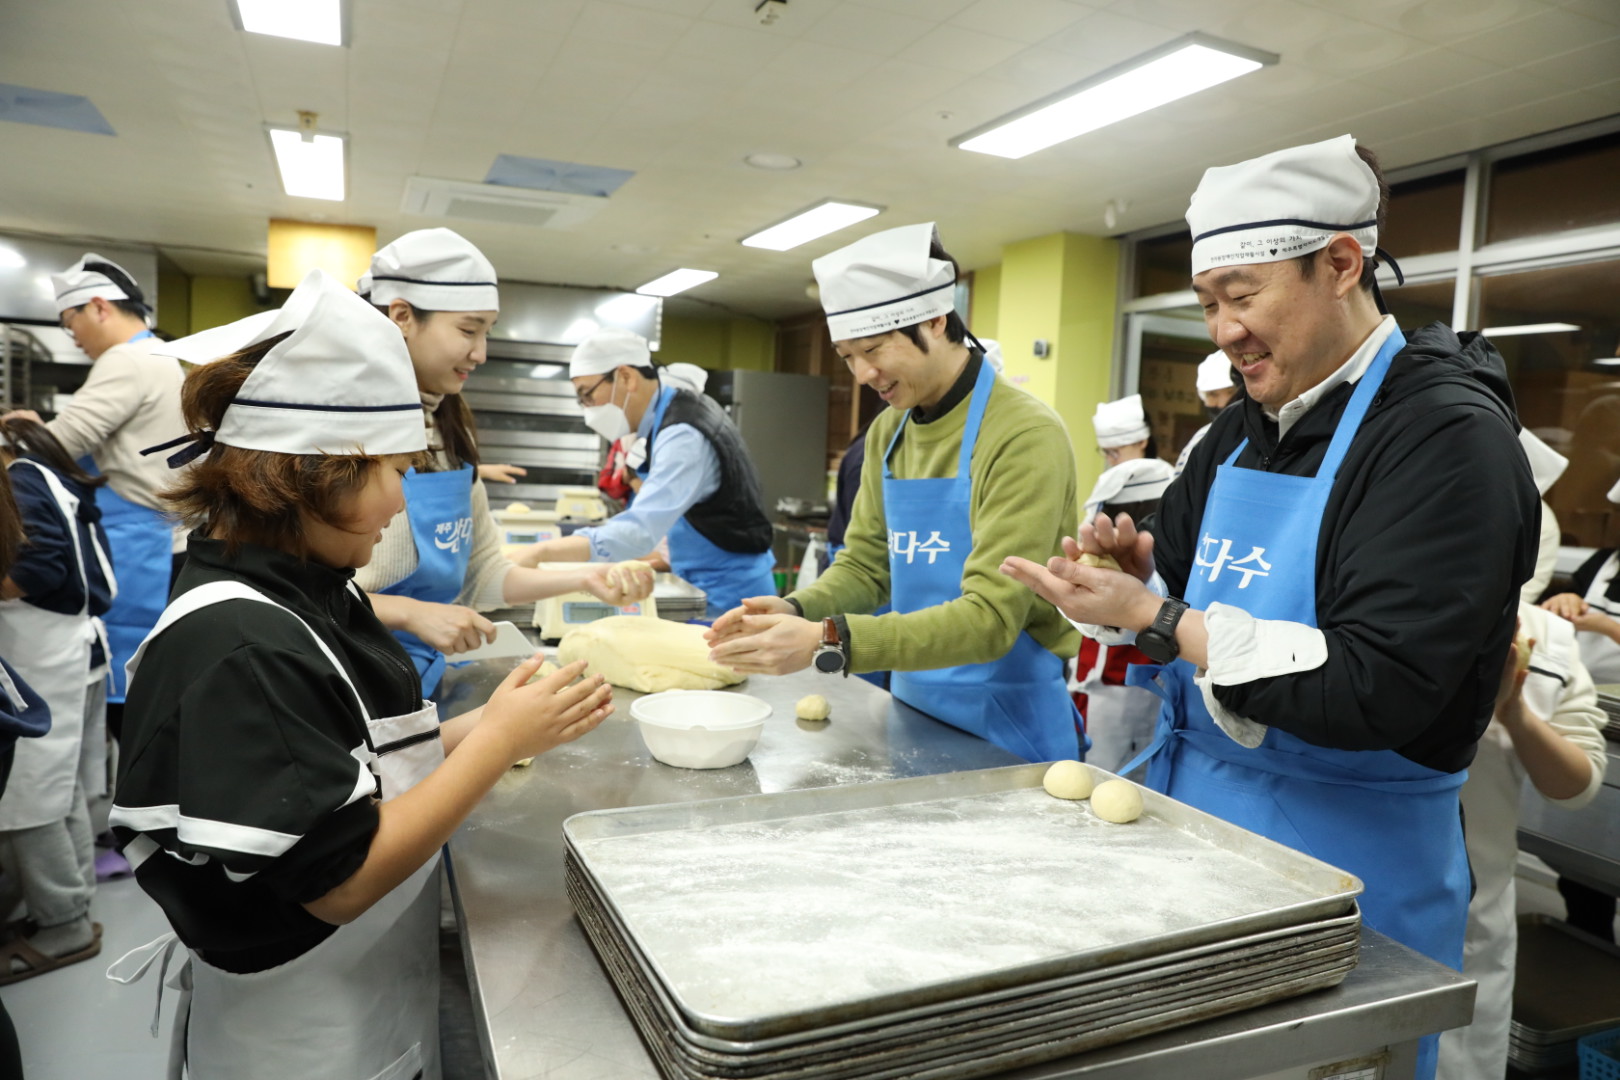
left=515, top=331, right=775, bottom=617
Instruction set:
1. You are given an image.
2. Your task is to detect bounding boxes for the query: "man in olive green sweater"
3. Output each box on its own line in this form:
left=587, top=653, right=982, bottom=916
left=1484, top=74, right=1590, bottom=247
left=708, top=223, right=1084, bottom=762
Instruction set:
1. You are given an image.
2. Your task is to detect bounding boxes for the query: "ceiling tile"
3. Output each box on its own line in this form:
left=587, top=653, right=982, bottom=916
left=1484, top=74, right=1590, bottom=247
left=895, top=24, right=1032, bottom=72
left=950, top=0, right=1094, bottom=44
left=1452, top=6, right=1617, bottom=64
left=1518, top=36, right=1620, bottom=89
left=799, top=3, right=937, bottom=56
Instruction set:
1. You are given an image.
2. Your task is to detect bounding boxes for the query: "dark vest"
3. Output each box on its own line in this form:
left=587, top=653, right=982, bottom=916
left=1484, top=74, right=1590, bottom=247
left=642, top=388, right=773, bottom=555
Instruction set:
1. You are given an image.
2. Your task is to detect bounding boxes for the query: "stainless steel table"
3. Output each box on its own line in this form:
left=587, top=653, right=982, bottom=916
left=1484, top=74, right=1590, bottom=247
left=440, top=661, right=1474, bottom=1080
left=1518, top=745, right=1620, bottom=895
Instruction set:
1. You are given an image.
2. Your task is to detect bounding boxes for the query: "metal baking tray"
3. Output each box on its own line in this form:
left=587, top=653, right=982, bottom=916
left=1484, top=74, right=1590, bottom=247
left=564, top=764, right=1361, bottom=1042
left=573, top=867, right=1356, bottom=1080
left=568, top=859, right=1357, bottom=1077
left=1508, top=913, right=1620, bottom=1071
left=567, top=852, right=1357, bottom=1059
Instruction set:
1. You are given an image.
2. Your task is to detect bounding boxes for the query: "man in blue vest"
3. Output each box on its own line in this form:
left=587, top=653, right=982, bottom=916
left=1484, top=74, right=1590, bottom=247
left=1004, top=135, right=1539, bottom=1080
left=515, top=329, right=775, bottom=617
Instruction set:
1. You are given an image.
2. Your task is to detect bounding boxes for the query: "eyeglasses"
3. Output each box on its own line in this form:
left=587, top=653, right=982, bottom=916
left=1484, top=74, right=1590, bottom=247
left=58, top=306, right=84, bottom=335
left=575, top=374, right=611, bottom=408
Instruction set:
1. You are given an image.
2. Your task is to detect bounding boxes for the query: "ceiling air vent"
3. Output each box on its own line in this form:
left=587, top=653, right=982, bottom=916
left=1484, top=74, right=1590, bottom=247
left=401, top=176, right=607, bottom=229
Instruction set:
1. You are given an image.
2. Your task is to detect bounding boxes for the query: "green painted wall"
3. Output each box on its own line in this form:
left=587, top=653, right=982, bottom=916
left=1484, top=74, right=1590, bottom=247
left=969, top=263, right=1000, bottom=340
left=154, top=260, right=191, bottom=340
left=188, top=275, right=278, bottom=333
left=659, top=314, right=775, bottom=372
left=994, top=232, right=1119, bottom=500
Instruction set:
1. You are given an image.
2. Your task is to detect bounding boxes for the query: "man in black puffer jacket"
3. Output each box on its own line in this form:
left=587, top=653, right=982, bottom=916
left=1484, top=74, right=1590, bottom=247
left=1006, top=135, right=1538, bottom=1080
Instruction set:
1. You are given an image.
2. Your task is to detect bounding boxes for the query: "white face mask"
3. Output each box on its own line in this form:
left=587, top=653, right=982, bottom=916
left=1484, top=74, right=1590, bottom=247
left=581, top=378, right=632, bottom=442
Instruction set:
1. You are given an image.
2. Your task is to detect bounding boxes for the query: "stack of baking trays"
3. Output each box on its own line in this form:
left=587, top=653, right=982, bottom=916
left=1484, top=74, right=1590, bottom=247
left=650, top=573, right=708, bottom=623
left=564, top=764, right=1364, bottom=1080
left=1508, top=915, right=1620, bottom=1073
left=1595, top=686, right=1620, bottom=741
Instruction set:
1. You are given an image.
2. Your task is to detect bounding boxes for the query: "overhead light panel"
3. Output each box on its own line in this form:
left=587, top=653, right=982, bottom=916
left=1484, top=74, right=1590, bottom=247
left=1480, top=322, right=1580, bottom=337
left=741, top=200, right=882, bottom=252
left=953, top=34, right=1276, bottom=160
left=267, top=126, right=346, bottom=201
left=234, top=0, right=344, bottom=46
left=637, top=269, right=718, bottom=297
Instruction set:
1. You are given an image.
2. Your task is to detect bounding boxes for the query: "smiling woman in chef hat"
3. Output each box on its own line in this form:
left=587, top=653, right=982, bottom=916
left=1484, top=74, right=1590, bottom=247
left=356, top=228, right=651, bottom=696
left=106, top=269, right=613, bottom=1080
left=706, top=222, right=1086, bottom=765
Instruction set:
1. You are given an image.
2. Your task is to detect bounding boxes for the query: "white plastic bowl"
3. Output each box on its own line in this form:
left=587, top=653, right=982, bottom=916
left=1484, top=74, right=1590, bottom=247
left=630, top=690, right=771, bottom=769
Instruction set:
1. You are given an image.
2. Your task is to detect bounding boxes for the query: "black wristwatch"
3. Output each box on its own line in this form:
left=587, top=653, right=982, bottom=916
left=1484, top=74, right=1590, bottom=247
left=812, top=617, right=848, bottom=675
left=1136, top=598, right=1189, bottom=664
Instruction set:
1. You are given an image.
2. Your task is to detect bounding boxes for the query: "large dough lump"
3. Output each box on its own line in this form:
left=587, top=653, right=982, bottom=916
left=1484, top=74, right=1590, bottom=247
left=559, top=616, right=745, bottom=693
left=1042, top=760, right=1093, bottom=800
left=1090, top=779, right=1144, bottom=823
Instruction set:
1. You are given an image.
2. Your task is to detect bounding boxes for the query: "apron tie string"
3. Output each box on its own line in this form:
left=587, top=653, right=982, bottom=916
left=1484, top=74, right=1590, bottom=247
left=106, top=931, right=185, bottom=1038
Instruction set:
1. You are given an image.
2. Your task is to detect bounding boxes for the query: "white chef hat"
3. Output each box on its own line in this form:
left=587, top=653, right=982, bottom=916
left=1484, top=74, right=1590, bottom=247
left=1517, top=429, right=1568, bottom=497
left=661, top=363, right=709, bottom=395
left=1084, top=456, right=1174, bottom=517
left=811, top=222, right=955, bottom=342
left=146, top=270, right=425, bottom=462
left=359, top=228, right=499, bottom=312
left=1093, top=394, right=1151, bottom=450
left=51, top=253, right=148, bottom=315
left=1196, top=352, right=1235, bottom=395
left=1186, top=135, right=1379, bottom=278
left=569, top=328, right=651, bottom=379
left=979, top=338, right=1004, bottom=374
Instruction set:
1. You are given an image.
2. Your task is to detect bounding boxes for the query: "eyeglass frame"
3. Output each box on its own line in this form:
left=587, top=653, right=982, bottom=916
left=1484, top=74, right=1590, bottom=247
left=574, top=372, right=613, bottom=408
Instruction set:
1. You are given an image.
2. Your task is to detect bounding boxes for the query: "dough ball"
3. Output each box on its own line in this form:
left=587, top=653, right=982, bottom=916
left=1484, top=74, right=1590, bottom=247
left=1090, top=779, right=1144, bottom=824
left=1514, top=628, right=1532, bottom=678
left=607, top=559, right=655, bottom=592
left=1078, top=552, right=1122, bottom=572
left=505, top=502, right=531, bottom=515
left=524, top=660, right=560, bottom=685
left=1042, top=760, right=1094, bottom=800
left=795, top=694, right=831, bottom=721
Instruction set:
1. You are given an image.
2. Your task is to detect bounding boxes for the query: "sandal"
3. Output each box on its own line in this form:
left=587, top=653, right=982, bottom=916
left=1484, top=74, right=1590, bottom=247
left=0, top=924, right=103, bottom=985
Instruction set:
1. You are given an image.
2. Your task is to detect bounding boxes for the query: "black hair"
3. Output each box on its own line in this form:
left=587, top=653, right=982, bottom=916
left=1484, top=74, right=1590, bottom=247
left=82, top=260, right=150, bottom=316
left=635, top=365, right=659, bottom=380
left=1292, top=144, right=1391, bottom=296
left=0, top=417, right=105, bottom=488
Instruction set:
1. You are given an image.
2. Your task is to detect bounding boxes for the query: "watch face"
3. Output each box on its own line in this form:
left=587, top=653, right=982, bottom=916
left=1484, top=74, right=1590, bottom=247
left=813, top=648, right=843, bottom=673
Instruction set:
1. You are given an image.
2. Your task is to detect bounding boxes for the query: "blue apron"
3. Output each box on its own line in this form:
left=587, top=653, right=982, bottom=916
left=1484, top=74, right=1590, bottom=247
left=1125, top=328, right=1467, bottom=1080
left=882, top=360, right=1084, bottom=763
left=639, top=387, right=775, bottom=619
left=379, top=465, right=476, bottom=697
left=92, top=474, right=171, bottom=705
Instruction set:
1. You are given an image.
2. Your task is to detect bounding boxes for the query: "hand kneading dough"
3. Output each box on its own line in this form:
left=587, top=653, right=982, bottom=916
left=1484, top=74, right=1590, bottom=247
left=1090, top=779, right=1144, bottom=823
left=796, top=694, right=830, bottom=721
left=1078, top=552, right=1122, bottom=572
left=559, top=616, right=745, bottom=693
left=1042, top=760, right=1093, bottom=800
left=1513, top=628, right=1532, bottom=678
left=606, top=559, right=654, bottom=591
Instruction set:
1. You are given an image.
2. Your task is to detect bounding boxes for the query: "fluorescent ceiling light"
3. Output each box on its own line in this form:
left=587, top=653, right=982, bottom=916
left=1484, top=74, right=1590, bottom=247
left=741, top=200, right=882, bottom=251
left=954, top=34, right=1276, bottom=160
left=1480, top=322, right=1581, bottom=337
left=234, top=0, right=344, bottom=46
left=267, top=127, right=346, bottom=201
left=637, top=269, right=718, bottom=297
left=1591, top=358, right=1620, bottom=367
